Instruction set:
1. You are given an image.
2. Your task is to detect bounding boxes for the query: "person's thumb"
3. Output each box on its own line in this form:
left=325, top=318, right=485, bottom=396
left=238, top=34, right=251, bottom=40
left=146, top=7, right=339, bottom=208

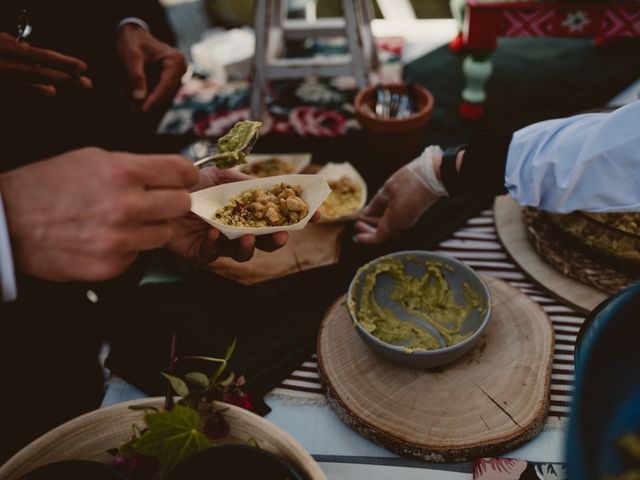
left=123, top=49, right=147, bottom=100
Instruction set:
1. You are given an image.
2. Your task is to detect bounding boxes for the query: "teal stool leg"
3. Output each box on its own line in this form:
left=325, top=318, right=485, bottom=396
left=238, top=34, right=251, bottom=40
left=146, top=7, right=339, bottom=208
left=460, top=50, right=493, bottom=121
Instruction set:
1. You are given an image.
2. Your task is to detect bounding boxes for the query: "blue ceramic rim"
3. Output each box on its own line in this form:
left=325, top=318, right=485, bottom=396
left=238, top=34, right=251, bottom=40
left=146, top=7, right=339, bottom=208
left=567, top=282, right=640, bottom=479
left=347, top=250, right=493, bottom=357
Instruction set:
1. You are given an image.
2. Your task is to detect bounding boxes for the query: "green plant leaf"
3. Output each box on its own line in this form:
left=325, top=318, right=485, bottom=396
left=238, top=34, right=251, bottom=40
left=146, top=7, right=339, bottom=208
left=210, top=339, right=237, bottom=384
left=184, top=372, right=210, bottom=388
left=224, top=339, right=237, bottom=361
left=219, top=372, right=236, bottom=388
left=161, top=372, right=190, bottom=398
left=131, top=405, right=213, bottom=471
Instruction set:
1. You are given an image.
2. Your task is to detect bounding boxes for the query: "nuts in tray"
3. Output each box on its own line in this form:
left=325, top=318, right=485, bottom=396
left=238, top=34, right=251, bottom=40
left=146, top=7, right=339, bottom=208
left=319, top=176, right=364, bottom=220
left=240, top=157, right=294, bottom=177
left=214, top=183, right=309, bottom=227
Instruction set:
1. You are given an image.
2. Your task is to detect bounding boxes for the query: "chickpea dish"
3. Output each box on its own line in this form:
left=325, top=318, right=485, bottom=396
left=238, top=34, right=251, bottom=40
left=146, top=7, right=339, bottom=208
left=214, top=183, right=309, bottom=227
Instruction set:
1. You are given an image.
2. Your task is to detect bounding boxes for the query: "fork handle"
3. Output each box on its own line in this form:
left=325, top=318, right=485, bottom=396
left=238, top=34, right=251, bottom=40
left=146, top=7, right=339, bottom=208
left=193, top=154, right=225, bottom=168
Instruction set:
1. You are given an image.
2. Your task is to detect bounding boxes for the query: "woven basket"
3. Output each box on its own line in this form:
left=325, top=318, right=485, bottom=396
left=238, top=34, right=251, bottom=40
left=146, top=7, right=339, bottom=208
left=0, top=398, right=326, bottom=480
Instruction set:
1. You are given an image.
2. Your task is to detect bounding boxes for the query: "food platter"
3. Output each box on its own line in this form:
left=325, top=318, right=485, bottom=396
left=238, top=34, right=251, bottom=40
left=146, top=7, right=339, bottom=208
left=317, top=162, right=367, bottom=223
left=237, top=153, right=312, bottom=177
left=493, top=196, right=609, bottom=313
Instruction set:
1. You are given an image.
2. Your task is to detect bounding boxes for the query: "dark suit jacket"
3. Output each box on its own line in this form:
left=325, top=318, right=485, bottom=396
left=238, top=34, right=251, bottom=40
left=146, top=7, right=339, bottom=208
left=0, top=3, right=176, bottom=458
left=0, top=0, right=176, bottom=170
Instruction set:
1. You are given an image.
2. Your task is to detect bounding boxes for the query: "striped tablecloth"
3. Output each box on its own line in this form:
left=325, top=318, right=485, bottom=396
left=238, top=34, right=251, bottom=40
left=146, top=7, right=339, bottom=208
left=269, top=208, right=582, bottom=426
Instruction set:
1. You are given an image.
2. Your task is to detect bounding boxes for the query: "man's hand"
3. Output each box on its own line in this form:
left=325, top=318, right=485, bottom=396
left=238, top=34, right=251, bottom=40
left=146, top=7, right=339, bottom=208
left=165, top=168, right=289, bottom=265
left=354, top=164, right=441, bottom=245
left=0, top=148, right=198, bottom=282
left=117, top=24, right=186, bottom=112
left=0, top=32, right=92, bottom=98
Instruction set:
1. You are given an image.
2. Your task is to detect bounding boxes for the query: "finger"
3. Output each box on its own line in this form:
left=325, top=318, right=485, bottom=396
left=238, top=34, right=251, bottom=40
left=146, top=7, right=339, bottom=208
left=208, top=228, right=221, bottom=241
left=360, top=190, right=389, bottom=219
left=232, top=235, right=256, bottom=262
left=82, top=252, right=139, bottom=281
left=213, top=168, right=252, bottom=183
left=134, top=190, right=193, bottom=223
left=128, top=223, right=175, bottom=251
left=358, top=214, right=381, bottom=227
left=121, top=47, right=147, bottom=100
left=124, top=154, right=199, bottom=188
left=193, top=167, right=251, bottom=191
left=12, top=43, right=88, bottom=75
left=142, top=56, right=184, bottom=111
left=94, top=223, right=173, bottom=257
left=23, top=83, right=57, bottom=97
left=5, top=64, right=92, bottom=90
left=354, top=220, right=376, bottom=234
left=353, top=218, right=392, bottom=245
left=256, top=231, right=289, bottom=252
left=106, top=191, right=190, bottom=226
left=310, top=211, right=321, bottom=222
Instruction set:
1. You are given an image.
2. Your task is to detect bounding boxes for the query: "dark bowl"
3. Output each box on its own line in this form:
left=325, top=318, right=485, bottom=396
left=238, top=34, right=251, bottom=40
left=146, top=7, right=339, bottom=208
left=168, top=444, right=307, bottom=480
left=19, top=460, right=132, bottom=480
left=568, top=282, right=640, bottom=479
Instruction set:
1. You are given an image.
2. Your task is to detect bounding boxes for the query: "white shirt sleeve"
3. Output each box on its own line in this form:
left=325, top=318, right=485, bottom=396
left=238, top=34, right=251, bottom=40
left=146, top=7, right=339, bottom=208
left=505, top=100, right=640, bottom=213
left=0, top=190, right=17, bottom=302
left=117, top=17, right=151, bottom=32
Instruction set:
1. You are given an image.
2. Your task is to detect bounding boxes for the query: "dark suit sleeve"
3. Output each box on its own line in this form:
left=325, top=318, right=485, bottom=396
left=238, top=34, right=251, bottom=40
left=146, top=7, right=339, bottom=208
left=441, top=132, right=513, bottom=196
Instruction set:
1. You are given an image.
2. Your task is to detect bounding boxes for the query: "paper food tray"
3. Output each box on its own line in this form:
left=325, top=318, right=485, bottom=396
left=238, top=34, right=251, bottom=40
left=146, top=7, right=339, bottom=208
left=191, top=174, right=331, bottom=239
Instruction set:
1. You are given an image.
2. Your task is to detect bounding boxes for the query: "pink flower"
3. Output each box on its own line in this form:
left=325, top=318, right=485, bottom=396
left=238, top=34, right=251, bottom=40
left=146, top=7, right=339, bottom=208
left=289, top=106, right=346, bottom=137
left=474, top=458, right=528, bottom=479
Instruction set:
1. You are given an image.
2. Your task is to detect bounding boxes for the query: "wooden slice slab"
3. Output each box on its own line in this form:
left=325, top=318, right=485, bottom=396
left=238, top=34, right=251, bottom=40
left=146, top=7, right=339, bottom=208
left=317, top=275, right=554, bottom=463
left=494, top=195, right=607, bottom=313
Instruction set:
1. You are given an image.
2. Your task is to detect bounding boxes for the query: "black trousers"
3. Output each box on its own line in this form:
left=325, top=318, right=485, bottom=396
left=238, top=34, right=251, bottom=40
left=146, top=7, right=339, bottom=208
left=0, top=279, right=106, bottom=462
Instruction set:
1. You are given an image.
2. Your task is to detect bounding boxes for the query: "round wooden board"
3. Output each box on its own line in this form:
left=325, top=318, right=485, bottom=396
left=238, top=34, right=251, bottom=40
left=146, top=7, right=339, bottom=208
left=317, top=275, right=554, bottom=463
left=494, top=195, right=607, bottom=314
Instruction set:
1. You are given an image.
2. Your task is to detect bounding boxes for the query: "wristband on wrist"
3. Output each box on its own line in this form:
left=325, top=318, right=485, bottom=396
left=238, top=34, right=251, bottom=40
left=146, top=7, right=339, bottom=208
left=440, top=144, right=467, bottom=196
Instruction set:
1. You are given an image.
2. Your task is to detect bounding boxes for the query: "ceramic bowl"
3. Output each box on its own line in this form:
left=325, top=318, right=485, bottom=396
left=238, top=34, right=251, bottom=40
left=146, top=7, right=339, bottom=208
left=347, top=251, right=492, bottom=368
left=568, top=283, right=640, bottom=480
left=0, top=398, right=326, bottom=480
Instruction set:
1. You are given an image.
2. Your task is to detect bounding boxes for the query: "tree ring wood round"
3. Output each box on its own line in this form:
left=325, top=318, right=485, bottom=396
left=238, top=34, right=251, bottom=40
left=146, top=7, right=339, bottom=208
left=317, top=275, right=554, bottom=463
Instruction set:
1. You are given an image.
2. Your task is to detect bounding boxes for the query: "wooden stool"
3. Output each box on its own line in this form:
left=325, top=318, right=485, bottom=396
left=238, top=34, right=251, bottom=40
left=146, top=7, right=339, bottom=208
left=250, top=0, right=377, bottom=120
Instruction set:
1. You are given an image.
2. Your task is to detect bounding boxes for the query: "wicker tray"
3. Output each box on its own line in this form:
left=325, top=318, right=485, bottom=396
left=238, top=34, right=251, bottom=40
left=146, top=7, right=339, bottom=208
left=523, top=207, right=635, bottom=295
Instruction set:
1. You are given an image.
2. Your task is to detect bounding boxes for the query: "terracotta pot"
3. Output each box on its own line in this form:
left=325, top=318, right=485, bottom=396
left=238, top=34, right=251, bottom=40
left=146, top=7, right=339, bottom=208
left=354, top=83, right=434, bottom=170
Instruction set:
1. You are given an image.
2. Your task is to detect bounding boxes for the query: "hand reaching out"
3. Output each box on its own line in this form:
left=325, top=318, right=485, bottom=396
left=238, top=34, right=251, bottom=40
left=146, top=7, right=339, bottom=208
left=0, top=148, right=198, bottom=282
left=117, top=24, right=186, bottom=112
left=354, top=163, right=442, bottom=245
left=0, top=31, right=92, bottom=98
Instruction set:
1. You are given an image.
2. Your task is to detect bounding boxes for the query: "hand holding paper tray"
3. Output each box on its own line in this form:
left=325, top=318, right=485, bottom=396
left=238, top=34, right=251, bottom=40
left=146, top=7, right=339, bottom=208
left=190, top=174, right=331, bottom=240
